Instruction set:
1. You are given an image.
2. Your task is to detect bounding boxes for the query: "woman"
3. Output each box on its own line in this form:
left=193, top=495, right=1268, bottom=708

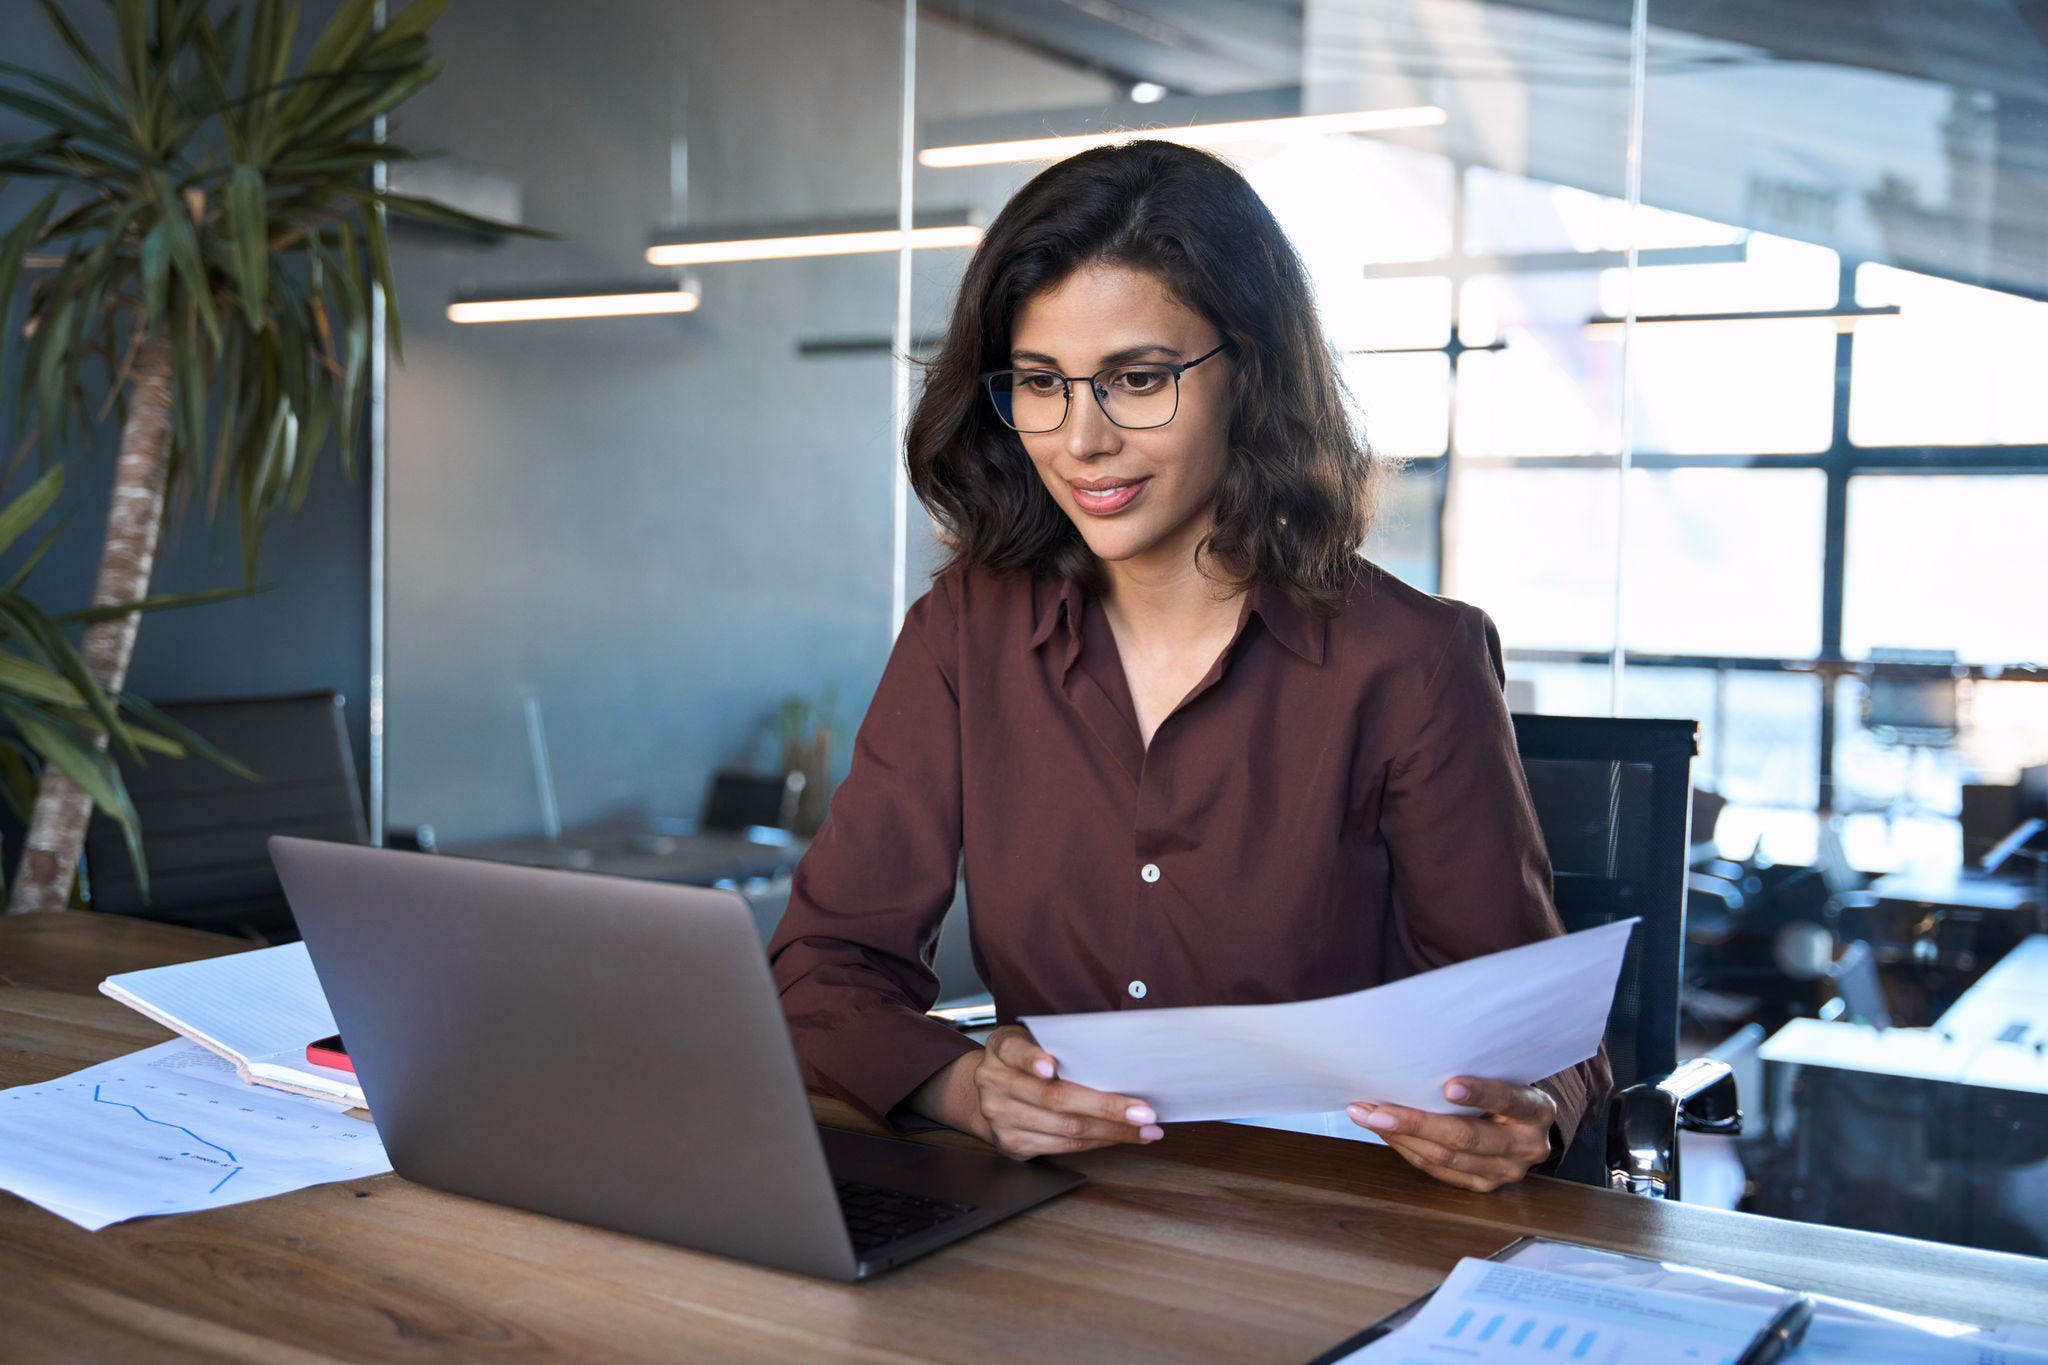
left=768, top=140, right=1608, bottom=1193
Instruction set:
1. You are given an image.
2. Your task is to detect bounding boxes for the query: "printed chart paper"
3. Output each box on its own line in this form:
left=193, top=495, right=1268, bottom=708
left=0, top=1040, right=390, bottom=1231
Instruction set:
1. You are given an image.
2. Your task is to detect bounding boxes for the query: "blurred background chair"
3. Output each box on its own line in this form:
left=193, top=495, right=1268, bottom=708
left=83, top=691, right=366, bottom=942
left=1511, top=713, right=1753, bottom=1199
left=1859, top=649, right=1962, bottom=823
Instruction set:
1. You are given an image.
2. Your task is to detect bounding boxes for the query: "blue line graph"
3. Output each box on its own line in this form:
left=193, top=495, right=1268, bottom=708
left=93, top=1084, right=244, bottom=1191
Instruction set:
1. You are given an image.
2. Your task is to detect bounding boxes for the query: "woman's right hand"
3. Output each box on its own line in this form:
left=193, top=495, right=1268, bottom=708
left=967, top=1024, right=1164, bottom=1159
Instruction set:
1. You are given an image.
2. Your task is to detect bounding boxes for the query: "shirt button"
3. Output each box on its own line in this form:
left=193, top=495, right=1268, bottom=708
left=1140, top=862, right=1161, bottom=883
left=1127, top=980, right=1148, bottom=999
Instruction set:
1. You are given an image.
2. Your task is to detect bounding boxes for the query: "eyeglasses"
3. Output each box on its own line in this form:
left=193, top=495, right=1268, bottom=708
left=980, top=340, right=1231, bottom=434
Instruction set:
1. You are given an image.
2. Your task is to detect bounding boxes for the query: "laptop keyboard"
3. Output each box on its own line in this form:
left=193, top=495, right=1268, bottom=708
left=834, top=1179, right=976, bottom=1254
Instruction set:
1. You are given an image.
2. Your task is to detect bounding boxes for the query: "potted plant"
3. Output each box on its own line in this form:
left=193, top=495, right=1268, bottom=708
left=0, top=464, right=246, bottom=901
left=775, top=685, right=842, bottom=837
left=0, top=0, right=539, bottom=912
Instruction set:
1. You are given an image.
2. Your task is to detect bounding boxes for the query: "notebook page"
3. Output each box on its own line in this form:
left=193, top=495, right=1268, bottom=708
left=100, top=942, right=336, bottom=1068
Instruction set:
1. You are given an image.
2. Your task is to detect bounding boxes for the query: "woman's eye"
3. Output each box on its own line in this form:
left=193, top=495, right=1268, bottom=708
left=1021, top=374, right=1065, bottom=395
left=1112, top=368, right=1168, bottom=394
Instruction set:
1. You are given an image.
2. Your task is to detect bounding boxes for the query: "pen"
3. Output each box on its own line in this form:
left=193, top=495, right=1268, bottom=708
left=1734, top=1294, right=1816, bottom=1365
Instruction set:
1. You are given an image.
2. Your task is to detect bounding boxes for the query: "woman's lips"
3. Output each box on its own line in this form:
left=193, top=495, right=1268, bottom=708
left=1068, top=477, right=1150, bottom=515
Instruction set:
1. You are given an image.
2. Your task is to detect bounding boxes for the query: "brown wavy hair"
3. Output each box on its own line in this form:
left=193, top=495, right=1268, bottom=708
left=906, top=139, right=1381, bottom=617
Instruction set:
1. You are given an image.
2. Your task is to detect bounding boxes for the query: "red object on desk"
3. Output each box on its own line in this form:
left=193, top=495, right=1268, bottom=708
left=306, top=1034, right=353, bottom=1073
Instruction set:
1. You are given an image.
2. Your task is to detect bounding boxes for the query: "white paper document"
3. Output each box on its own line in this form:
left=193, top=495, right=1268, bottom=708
left=1022, top=920, right=1634, bottom=1122
left=100, top=940, right=364, bottom=1105
left=0, top=1040, right=391, bottom=1231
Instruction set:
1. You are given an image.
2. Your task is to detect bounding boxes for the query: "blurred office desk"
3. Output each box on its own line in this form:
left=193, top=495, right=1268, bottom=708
left=446, top=818, right=808, bottom=888
left=7, top=914, right=2048, bottom=1364
left=1754, top=936, right=2048, bottom=1255
left=1869, top=867, right=2044, bottom=919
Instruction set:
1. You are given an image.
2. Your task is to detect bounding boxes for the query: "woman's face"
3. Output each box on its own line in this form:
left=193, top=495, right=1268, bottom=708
left=1008, top=263, right=1233, bottom=579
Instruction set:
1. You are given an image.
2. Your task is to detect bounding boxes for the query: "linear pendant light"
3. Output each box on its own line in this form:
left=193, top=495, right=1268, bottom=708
left=446, top=280, right=701, bottom=324
left=646, top=210, right=981, bottom=267
left=918, top=105, right=1447, bottom=169
left=1581, top=305, right=1901, bottom=339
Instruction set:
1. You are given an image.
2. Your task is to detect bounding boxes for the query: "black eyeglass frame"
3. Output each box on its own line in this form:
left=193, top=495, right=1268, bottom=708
left=979, top=340, right=1233, bottom=434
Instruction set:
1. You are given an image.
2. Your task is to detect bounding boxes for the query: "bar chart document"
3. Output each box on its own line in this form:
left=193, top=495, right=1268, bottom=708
left=1023, top=920, right=1634, bottom=1122
left=0, top=1040, right=391, bottom=1230
left=1343, top=1257, right=1781, bottom=1364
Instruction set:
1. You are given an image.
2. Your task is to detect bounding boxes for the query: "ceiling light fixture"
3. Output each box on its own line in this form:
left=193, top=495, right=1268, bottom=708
left=1582, top=304, right=1900, bottom=340
left=646, top=210, right=981, bottom=266
left=918, top=104, right=1447, bottom=168
left=446, top=281, right=701, bottom=324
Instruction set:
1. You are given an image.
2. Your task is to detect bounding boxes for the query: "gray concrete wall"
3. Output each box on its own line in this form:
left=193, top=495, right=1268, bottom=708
left=383, top=0, right=1112, bottom=844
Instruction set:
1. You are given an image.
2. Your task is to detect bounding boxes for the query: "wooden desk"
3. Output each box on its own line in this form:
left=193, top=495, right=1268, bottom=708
left=5, top=913, right=2047, bottom=1363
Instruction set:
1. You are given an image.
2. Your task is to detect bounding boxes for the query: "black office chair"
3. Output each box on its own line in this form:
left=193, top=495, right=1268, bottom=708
left=83, top=691, right=367, bottom=942
left=1512, top=714, right=1744, bottom=1198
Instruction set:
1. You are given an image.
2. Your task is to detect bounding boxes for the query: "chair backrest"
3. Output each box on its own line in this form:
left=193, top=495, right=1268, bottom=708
left=1510, top=715, right=1697, bottom=1145
left=84, top=691, right=366, bottom=937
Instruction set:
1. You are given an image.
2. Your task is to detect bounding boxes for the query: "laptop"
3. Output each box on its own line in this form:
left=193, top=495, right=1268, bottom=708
left=269, top=836, right=1082, bottom=1281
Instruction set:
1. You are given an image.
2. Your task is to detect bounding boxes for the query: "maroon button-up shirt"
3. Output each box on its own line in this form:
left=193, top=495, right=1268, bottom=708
left=768, top=560, right=1609, bottom=1153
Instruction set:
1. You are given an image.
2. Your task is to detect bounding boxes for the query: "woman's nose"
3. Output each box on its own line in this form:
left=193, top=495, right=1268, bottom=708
left=1064, top=383, right=1121, bottom=460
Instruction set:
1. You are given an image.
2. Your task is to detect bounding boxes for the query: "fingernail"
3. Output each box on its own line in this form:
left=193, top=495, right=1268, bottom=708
left=1347, top=1104, right=1372, bottom=1122
left=1445, top=1082, right=1469, bottom=1102
left=1125, top=1104, right=1156, bottom=1125
left=1033, top=1059, right=1055, bottom=1079
left=1364, top=1110, right=1397, bottom=1131
left=1139, top=1124, right=1164, bottom=1141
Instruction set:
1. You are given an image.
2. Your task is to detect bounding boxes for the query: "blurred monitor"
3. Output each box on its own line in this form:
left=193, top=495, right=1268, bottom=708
left=1864, top=676, right=1958, bottom=738
left=702, top=769, right=800, bottom=834
left=1961, top=783, right=2018, bottom=859
left=2020, top=764, right=2048, bottom=824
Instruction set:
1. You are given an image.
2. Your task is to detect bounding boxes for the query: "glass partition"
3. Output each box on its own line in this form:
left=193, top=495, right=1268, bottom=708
left=371, top=0, right=2048, bottom=1253
left=384, top=1, right=907, bottom=848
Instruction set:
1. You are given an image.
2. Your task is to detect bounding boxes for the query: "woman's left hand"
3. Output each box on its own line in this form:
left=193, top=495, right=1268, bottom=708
left=1346, top=1077, right=1555, bottom=1192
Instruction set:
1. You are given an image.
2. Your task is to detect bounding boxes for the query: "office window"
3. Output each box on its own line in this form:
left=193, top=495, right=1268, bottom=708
left=1453, top=468, right=1825, bottom=659
left=1850, top=265, right=2048, bottom=448
left=1341, top=276, right=1453, bottom=352
left=1369, top=465, right=1445, bottom=595
left=1345, top=352, right=1449, bottom=458
left=1602, top=232, right=1840, bottom=317
left=1463, top=166, right=1635, bottom=256
left=1451, top=469, right=1619, bottom=652
left=1618, top=469, right=1825, bottom=659
left=1622, top=320, right=1837, bottom=455
left=1614, top=666, right=1820, bottom=810
left=1963, top=681, right=2048, bottom=782
left=1250, top=138, right=1455, bottom=268
left=1455, top=293, right=1622, bottom=458
left=1506, top=661, right=1614, bottom=718
left=1842, top=475, right=2048, bottom=664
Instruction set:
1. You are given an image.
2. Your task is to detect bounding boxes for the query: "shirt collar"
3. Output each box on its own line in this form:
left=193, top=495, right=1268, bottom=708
left=1031, top=574, right=1326, bottom=666
left=1244, top=579, right=1327, bottom=666
left=1028, top=574, right=1088, bottom=678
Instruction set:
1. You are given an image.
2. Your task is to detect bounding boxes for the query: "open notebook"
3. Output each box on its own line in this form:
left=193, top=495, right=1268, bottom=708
left=100, top=942, right=364, bottom=1107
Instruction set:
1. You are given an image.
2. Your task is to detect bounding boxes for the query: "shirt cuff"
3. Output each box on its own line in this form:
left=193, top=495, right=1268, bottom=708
left=1532, top=1062, right=1595, bottom=1174
left=797, top=1002, right=983, bottom=1133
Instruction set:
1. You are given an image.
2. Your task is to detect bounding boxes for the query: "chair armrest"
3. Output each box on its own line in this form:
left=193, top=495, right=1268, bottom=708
left=1604, top=1023, right=1762, bottom=1199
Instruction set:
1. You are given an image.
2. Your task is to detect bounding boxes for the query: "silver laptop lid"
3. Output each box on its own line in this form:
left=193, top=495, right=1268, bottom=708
left=269, top=836, right=858, bottom=1280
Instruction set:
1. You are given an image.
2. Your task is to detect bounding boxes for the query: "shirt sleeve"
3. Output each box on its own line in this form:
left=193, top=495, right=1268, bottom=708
left=1376, top=603, right=1613, bottom=1163
left=766, top=576, right=981, bottom=1130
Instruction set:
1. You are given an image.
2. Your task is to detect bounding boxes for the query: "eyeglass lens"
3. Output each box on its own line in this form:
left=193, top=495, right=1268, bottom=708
left=986, top=365, right=1181, bottom=433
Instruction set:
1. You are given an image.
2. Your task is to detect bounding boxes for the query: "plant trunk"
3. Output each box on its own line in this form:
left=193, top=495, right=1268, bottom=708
left=6, top=334, right=176, bottom=914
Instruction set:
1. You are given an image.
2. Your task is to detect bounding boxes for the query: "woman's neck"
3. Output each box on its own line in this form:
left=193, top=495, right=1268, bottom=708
left=1099, top=551, right=1242, bottom=651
